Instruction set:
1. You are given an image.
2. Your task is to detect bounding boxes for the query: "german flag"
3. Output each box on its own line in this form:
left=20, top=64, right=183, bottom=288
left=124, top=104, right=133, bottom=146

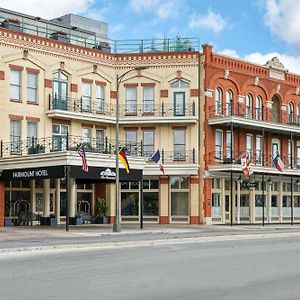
left=118, top=148, right=130, bottom=173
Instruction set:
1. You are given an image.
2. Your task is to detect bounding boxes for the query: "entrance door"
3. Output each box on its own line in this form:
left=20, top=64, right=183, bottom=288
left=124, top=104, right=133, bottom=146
left=272, top=140, right=280, bottom=165
left=52, top=71, right=68, bottom=110
left=271, top=96, right=279, bottom=122
left=225, top=195, right=231, bottom=222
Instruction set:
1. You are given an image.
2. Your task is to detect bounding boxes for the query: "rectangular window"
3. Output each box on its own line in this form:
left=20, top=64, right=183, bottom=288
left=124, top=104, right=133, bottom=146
left=125, top=130, right=137, bottom=155
left=82, top=83, right=91, bottom=111
left=82, top=127, right=92, bottom=145
left=96, top=85, right=105, bottom=113
left=96, top=129, right=105, bottom=152
left=126, top=87, right=137, bottom=114
left=256, top=136, right=262, bottom=165
left=10, top=120, right=21, bottom=153
left=143, top=87, right=154, bottom=113
left=173, top=129, right=186, bottom=160
left=297, top=145, right=300, bottom=168
left=246, top=134, right=253, bottom=158
left=170, top=176, right=189, bottom=216
left=226, top=131, right=232, bottom=159
left=52, top=124, right=68, bottom=151
left=27, top=72, right=38, bottom=103
left=288, top=140, right=294, bottom=168
left=215, top=130, right=223, bottom=160
left=10, top=69, right=21, bottom=100
left=142, top=130, right=154, bottom=157
left=27, top=122, right=38, bottom=147
left=174, top=92, right=185, bottom=116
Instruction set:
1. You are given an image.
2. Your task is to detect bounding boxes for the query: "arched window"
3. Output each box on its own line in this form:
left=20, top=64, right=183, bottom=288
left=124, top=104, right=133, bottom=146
left=225, top=90, right=233, bottom=116
left=288, top=102, right=294, bottom=124
left=215, top=88, right=222, bottom=115
left=255, top=96, right=262, bottom=120
left=297, top=105, right=300, bottom=126
left=246, top=94, right=253, bottom=119
left=52, top=71, right=68, bottom=110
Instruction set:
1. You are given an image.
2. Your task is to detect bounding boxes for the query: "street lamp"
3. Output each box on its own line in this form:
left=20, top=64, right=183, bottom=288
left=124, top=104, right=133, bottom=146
left=113, top=66, right=148, bottom=233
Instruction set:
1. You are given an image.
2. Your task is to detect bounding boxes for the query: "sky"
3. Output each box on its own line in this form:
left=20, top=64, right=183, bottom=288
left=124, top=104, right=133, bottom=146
left=2, top=0, right=300, bottom=73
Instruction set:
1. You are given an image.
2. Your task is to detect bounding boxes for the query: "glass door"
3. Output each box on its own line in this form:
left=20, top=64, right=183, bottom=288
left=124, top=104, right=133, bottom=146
left=174, top=92, right=185, bottom=116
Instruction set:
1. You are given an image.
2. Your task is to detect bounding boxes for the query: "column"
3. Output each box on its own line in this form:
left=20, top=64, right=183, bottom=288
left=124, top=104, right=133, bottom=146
left=107, top=183, right=116, bottom=224
left=190, top=176, right=199, bottom=224
left=249, top=188, right=255, bottom=223
left=279, top=181, right=283, bottom=223
left=68, top=177, right=76, bottom=217
left=159, top=177, right=170, bottom=224
left=55, top=178, right=60, bottom=224
left=267, top=182, right=272, bottom=223
left=0, top=181, right=4, bottom=227
left=203, top=177, right=212, bottom=224
left=30, top=180, right=36, bottom=214
left=43, top=179, right=50, bottom=217
left=236, top=181, right=241, bottom=224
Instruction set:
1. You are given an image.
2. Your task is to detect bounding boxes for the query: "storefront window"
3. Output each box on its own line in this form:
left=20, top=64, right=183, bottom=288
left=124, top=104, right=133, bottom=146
left=143, top=179, right=159, bottom=216
left=121, top=192, right=139, bottom=216
left=171, top=176, right=189, bottom=216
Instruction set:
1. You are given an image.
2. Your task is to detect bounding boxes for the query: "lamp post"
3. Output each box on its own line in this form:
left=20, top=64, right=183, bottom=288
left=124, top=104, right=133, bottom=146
left=113, top=66, right=148, bottom=233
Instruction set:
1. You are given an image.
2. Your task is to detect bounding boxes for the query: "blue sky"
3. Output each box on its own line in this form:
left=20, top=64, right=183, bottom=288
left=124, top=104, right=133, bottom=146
left=2, top=0, right=300, bottom=72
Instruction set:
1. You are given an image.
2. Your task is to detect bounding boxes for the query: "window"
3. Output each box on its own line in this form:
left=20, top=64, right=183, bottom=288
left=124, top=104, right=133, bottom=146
left=246, top=94, right=253, bottom=118
left=215, top=88, right=222, bottom=115
left=255, top=96, right=262, bottom=120
left=121, top=182, right=139, bottom=216
left=126, top=87, right=137, bottom=114
left=143, top=179, right=159, bottom=216
left=10, top=120, right=21, bottom=153
left=246, top=134, right=253, bottom=157
left=142, top=130, right=154, bottom=157
left=173, top=129, right=186, bottom=160
left=96, top=84, right=105, bottom=113
left=10, top=69, right=21, bottom=100
left=170, top=79, right=189, bottom=88
left=174, top=92, right=185, bottom=116
left=225, top=90, right=233, bottom=116
left=143, top=86, right=154, bottom=113
left=52, top=124, right=68, bottom=151
left=297, top=105, right=300, bottom=126
left=82, top=127, right=92, bottom=145
left=288, top=102, right=294, bottom=124
left=226, top=131, right=232, bottom=159
left=215, top=130, right=223, bottom=160
left=288, top=140, right=294, bottom=168
left=96, top=129, right=105, bottom=152
left=27, top=122, right=38, bottom=147
left=297, top=143, right=300, bottom=168
left=82, top=83, right=91, bottom=111
left=52, top=71, right=68, bottom=110
left=27, top=72, right=38, bottom=103
left=125, top=130, right=137, bottom=155
left=170, top=176, right=189, bottom=216
left=256, top=136, right=262, bottom=165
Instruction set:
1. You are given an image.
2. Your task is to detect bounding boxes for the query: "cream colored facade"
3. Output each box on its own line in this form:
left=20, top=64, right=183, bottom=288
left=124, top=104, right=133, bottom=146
left=0, top=10, right=201, bottom=226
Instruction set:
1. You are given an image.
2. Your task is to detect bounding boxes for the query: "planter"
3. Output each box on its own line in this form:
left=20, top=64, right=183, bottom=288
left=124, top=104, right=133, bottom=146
left=69, top=217, right=83, bottom=225
left=94, top=216, right=108, bottom=224
left=4, top=218, right=13, bottom=227
left=40, top=217, right=57, bottom=226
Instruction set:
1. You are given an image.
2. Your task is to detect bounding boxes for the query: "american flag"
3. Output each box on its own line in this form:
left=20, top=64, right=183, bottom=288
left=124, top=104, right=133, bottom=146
left=78, top=144, right=89, bottom=172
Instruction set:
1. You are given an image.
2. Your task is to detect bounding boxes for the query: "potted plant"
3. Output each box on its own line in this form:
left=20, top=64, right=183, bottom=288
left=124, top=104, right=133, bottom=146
left=40, top=214, right=57, bottom=226
left=28, top=144, right=45, bottom=154
left=94, top=197, right=108, bottom=224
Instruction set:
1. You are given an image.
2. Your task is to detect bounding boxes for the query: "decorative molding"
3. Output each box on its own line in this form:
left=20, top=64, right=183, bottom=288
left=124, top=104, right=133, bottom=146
left=254, top=77, right=259, bottom=86
left=224, top=69, right=229, bottom=79
left=238, top=95, right=245, bottom=103
left=296, top=87, right=300, bottom=95
left=266, top=100, right=273, bottom=109
left=204, top=89, right=213, bottom=97
left=265, top=56, right=285, bottom=69
left=281, top=104, right=287, bottom=111
left=276, top=84, right=281, bottom=93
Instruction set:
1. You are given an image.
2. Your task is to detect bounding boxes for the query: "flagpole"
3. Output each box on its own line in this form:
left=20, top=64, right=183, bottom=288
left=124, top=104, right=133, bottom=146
left=290, top=131, right=294, bottom=226
left=140, top=176, right=144, bottom=229
left=230, top=121, right=233, bottom=226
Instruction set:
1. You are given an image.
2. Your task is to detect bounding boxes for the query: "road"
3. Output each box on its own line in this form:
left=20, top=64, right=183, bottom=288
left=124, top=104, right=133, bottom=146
left=1, top=236, right=300, bottom=300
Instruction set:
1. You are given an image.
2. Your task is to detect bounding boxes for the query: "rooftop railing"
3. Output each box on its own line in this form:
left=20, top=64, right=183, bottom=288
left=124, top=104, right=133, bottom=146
left=0, top=11, right=200, bottom=54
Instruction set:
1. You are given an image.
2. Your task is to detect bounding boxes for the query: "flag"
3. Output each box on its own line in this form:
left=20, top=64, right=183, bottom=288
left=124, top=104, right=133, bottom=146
left=149, top=149, right=165, bottom=175
left=241, top=153, right=253, bottom=177
left=78, top=144, right=89, bottom=172
left=118, top=148, right=130, bottom=173
left=273, top=153, right=285, bottom=172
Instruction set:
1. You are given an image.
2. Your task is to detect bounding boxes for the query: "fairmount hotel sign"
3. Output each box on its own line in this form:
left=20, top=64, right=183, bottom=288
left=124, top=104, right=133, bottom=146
left=13, top=169, right=49, bottom=179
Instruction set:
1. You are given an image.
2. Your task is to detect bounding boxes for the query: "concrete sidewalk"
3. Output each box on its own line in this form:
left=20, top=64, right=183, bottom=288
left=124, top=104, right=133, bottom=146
left=1, top=223, right=300, bottom=253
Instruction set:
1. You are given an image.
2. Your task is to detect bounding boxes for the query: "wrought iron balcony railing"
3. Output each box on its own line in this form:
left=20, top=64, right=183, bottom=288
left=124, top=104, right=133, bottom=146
left=208, top=103, right=300, bottom=128
left=0, top=136, right=196, bottom=164
left=49, top=96, right=196, bottom=119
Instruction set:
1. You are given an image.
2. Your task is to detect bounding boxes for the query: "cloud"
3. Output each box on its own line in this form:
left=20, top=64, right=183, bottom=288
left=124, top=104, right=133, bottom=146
left=110, top=23, right=125, bottom=34
left=129, top=0, right=184, bottom=20
left=219, top=49, right=239, bottom=58
left=264, top=0, right=300, bottom=44
left=1, top=0, right=94, bottom=19
left=188, top=9, right=227, bottom=33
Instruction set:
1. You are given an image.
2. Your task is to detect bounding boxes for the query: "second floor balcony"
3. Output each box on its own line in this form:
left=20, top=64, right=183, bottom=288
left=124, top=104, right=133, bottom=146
left=48, top=96, right=197, bottom=124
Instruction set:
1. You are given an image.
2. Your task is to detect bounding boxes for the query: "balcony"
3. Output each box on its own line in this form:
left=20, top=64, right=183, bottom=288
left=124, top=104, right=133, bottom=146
left=48, top=96, right=197, bottom=124
left=207, top=103, right=300, bottom=135
left=208, top=150, right=300, bottom=175
left=0, top=136, right=196, bottom=165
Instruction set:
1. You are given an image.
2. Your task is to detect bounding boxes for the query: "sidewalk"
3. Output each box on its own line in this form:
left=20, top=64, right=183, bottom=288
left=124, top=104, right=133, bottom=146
left=1, top=223, right=300, bottom=253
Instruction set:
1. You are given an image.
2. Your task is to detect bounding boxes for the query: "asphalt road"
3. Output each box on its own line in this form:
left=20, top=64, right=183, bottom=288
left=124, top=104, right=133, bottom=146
left=1, top=235, right=300, bottom=300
